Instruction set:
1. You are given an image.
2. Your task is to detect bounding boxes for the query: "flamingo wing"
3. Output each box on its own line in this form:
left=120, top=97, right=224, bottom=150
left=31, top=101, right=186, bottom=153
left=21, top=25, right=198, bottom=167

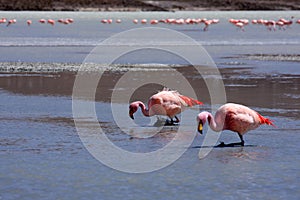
left=161, top=88, right=203, bottom=107
left=147, top=89, right=203, bottom=118
left=224, top=110, right=258, bottom=134
left=222, top=103, right=275, bottom=134
left=178, top=95, right=203, bottom=107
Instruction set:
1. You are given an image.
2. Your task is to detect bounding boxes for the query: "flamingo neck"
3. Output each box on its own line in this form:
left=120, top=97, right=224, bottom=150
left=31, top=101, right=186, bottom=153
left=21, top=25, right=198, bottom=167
left=207, top=112, right=223, bottom=132
left=138, top=101, right=150, bottom=117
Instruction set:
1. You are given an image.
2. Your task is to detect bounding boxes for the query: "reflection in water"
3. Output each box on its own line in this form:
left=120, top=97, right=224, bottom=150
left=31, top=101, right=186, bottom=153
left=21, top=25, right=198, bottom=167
left=214, top=146, right=270, bottom=164
left=0, top=64, right=299, bottom=119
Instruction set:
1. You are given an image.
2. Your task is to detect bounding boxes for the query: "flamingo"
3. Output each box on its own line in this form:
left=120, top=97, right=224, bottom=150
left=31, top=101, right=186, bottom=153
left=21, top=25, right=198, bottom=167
left=129, top=89, right=203, bottom=125
left=234, top=22, right=245, bottom=31
left=150, top=19, right=158, bottom=24
left=39, top=19, right=46, bottom=24
left=0, top=18, right=7, bottom=24
left=197, top=103, right=275, bottom=147
left=264, top=20, right=277, bottom=31
left=27, top=20, right=32, bottom=26
left=7, top=19, right=16, bottom=26
left=203, top=19, right=212, bottom=31
left=66, top=18, right=74, bottom=23
left=141, top=19, right=147, bottom=24
left=47, top=19, right=55, bottom=26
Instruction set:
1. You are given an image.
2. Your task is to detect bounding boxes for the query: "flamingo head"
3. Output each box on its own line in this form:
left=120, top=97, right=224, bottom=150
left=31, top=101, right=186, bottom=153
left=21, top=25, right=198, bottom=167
left=196, top=112, right=210, bottom=134
left=129, top=102, right=139, bottom=119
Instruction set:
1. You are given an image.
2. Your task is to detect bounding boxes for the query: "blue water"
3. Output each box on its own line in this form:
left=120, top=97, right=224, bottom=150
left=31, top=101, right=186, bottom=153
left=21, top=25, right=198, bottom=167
left=0, top=11, right=300, bottom=200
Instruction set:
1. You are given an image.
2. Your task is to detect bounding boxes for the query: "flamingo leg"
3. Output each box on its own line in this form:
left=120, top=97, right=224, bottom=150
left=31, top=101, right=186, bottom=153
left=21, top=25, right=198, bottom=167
left=238, top=133, right=245, bottom=146
left=174, top=116, right=180, bottom=123
left=164, top=116, right=179, bottom=126
left=216, top=133, right=245, bottom=147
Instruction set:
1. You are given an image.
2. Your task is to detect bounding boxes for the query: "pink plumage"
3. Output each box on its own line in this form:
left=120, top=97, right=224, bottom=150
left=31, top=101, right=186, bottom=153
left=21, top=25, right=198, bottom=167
left=197, top=103, right=275, bottom=146
left=129, top=89, right=203, bottom=124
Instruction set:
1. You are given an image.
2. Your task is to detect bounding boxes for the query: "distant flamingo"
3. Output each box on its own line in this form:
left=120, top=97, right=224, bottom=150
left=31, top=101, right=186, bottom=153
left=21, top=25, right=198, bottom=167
left=264, top=20, right=276, bottom=31
left=27, top=20, right=32, bottom=26
left=66, top=18, right=74, bottom=23
left=7, top=19, right=16, bottom=26
left=129, top=89, right=203, bottom=125
left=47, top=19, right=55, bottom=26
left=39, top=19, right=46, bottom=24
left=234, top=22, right=245, bottom=31
left=150, top=19, right=158, bottom=24
left=276, top=21, right=285, bottom=30
left=0, top=18, right=7, bottom=24
left=197, top=103, right=275, bottom=147
left=203, top=19, right=212, bottom=31
left=141, top=19, right=147, bottom=24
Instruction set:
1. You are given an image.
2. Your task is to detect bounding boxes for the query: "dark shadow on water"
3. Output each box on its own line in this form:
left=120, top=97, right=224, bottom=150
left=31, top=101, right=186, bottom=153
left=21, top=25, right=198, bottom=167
left=192, top=144, right=258, bottom=149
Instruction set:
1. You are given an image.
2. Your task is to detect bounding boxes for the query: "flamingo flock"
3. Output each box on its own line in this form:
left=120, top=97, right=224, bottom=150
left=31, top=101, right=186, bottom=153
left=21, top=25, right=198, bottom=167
left=0, top=17, right=74, bottom=26
left=1, top=16, right=298, bottom=31
left=229, top=17, right=297, bottom=31
left=129, top=89, right=275, bottom=147
left=102, top=17, right=220, bottom=31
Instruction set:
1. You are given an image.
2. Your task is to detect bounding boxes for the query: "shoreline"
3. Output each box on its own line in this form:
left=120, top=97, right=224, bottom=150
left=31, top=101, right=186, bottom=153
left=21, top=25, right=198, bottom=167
left=0, top=0, right=299, bottom=12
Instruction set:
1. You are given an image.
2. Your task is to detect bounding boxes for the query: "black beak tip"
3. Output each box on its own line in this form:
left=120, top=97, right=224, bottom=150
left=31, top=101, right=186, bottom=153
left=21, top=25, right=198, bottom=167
left=130, top=115, right=134, bottom=120
left=198, top=121, right=203, bottom=134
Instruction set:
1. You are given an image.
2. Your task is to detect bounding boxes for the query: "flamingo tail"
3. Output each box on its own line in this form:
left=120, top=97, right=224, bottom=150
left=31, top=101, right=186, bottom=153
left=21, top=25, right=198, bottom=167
left=257, top=113, right=276, bottom=127
left=179, top=95, right=203, bottom=107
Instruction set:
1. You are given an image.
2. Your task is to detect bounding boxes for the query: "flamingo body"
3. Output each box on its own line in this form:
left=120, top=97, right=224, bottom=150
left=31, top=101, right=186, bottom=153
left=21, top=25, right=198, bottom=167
left=129, top=89, right=203, bottom=123
left=197, top=103, right=275, bottom=146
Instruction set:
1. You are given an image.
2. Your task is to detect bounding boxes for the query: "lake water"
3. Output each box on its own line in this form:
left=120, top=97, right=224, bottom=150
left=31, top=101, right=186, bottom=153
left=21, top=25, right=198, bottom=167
left=0, top=11, right=299, bottom=199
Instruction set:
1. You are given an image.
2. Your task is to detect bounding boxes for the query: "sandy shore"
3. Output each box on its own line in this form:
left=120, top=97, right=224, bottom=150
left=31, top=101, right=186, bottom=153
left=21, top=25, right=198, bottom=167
left=0, top=0, right=300, bottom=11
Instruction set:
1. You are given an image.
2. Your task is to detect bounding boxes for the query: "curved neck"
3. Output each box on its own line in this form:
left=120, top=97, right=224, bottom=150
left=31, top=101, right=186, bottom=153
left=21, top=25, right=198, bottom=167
left=138, top=101, right=150, bottom=117
left=207, top=112, right=223, bottom=132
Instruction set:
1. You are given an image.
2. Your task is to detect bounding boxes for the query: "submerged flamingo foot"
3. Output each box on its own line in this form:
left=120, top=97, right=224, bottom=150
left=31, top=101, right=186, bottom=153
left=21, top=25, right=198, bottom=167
left=164, top=119, right=179, bottom=126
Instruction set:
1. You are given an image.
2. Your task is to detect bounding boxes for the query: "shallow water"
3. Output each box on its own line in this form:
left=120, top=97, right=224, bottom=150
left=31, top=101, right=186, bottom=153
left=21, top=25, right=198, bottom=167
left=0, top=11, right=300, bottom=200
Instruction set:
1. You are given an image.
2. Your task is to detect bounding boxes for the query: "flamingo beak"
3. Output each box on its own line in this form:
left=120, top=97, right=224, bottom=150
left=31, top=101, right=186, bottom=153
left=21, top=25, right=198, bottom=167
left=129, top=110, right=134, bottom=120
left=198, top=120, right=203, bottom=134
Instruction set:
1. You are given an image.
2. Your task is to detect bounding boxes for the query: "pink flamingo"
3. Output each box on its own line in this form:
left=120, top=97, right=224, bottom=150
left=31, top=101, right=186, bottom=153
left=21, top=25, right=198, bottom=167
left=7, top=19, right=16, bottom=26
left=150, top=19, right=158, bottom=24
left=235, top=22, right=245, bottom=31
left=0, top=18, right=7, bottom=24
left=251, top=19, right=258, bottom=24
left=39, top=19, right=46, bottom=24
left=47, top=19, right=55, bottom=26
left=264, top=20, right=276, bottom=31
left=27, top=20, right=32, bottom=26
left=129, top=89, right=203, bottom=125
left=197, top=103, right=275, bottom=147
left=141, top=19, right=147, bottom=24
left=203, top=19, right=212, bottom=31
left=66, top=18, right=74, bottom=23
